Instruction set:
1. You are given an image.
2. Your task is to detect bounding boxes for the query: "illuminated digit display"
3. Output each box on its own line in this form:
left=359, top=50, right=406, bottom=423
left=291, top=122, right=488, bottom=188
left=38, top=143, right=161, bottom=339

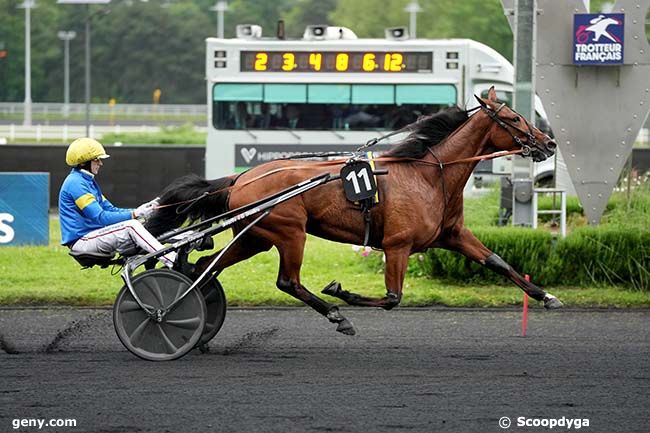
left=309, top=53, right=322, bottom=71
left=254, top=52, right=268, bottom=71
left=241, top=51, right=432, bottom=73
left=282, top=52, right=296, bottom=71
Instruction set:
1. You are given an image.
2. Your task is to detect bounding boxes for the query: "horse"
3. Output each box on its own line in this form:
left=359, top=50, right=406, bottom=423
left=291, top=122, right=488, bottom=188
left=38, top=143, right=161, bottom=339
left=146, top=87, right=561, bottom=335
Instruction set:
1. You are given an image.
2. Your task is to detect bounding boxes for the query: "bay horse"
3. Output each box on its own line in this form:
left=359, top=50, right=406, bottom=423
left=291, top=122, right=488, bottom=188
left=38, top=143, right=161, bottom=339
left=147, top=87, right=561, bottom=335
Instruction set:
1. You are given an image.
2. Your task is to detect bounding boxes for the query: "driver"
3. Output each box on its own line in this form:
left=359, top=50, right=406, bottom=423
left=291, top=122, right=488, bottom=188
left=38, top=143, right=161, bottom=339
left=58, top=137, right=177, bottom=268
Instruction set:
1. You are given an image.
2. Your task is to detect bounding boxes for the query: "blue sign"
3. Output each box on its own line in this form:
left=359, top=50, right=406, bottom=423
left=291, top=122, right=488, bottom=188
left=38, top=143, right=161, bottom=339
left=573, top=13, right=624, bottom=65
left=0, top=173, right=49, bottom=246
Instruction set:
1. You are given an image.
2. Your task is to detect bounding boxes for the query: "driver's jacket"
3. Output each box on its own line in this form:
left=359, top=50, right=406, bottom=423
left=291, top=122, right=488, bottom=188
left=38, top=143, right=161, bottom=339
left=58, top=168, right=132, bottom=245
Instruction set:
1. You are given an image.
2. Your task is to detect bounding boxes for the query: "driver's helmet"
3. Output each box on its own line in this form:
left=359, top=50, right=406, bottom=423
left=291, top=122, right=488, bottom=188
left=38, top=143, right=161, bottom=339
left=65, top=137, right=110, bottom=167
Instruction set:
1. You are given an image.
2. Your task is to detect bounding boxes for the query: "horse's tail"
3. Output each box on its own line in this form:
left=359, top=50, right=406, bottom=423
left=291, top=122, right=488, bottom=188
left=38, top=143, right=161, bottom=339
left=145, top=173, right=236, bottom=236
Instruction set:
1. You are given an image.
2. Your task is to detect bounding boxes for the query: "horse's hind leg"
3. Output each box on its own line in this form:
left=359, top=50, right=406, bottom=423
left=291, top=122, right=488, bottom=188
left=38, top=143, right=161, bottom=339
left=442, top=226, right=563, bottom=309
left=274, top=233, right=356, bottom=335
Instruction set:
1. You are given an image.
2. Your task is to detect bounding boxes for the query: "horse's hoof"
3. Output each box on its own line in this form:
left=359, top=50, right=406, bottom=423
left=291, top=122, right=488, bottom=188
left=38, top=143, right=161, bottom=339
left=544, top=294, right=563, bottom=309
left=322, top=281, right=342, bottom=296
left=336, top=319, right=356, bottom=336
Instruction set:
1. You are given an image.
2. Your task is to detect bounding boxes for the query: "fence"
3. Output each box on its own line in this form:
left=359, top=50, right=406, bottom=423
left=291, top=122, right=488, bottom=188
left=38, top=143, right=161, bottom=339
left=0, top=124, right=207, bottom=143
left=0, top=102, right=206, bottom=117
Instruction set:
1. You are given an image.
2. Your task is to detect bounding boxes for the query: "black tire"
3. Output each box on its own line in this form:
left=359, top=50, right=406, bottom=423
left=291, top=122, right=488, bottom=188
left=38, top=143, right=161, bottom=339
left=197, top=277, right=227, bottom=346
left=113, top=269, right=206, bottom=361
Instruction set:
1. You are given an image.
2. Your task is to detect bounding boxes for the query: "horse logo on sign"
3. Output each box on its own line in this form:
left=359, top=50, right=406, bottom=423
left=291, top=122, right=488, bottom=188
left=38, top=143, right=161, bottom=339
left=573, top=13, right=624, bottom=65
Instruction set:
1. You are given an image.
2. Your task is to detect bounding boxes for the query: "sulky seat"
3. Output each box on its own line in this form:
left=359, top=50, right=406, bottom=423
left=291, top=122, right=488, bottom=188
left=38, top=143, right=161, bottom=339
left=68, top=250, right=124, bottom=269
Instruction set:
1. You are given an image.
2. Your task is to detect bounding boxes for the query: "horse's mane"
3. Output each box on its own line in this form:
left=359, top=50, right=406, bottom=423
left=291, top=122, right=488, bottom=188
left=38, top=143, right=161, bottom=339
left=386, top=106, right=469, bottom=159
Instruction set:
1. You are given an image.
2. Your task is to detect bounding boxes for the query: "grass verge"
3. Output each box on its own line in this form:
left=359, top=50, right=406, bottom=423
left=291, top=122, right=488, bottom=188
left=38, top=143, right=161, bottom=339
left=0, top=218, right=648, bottom=308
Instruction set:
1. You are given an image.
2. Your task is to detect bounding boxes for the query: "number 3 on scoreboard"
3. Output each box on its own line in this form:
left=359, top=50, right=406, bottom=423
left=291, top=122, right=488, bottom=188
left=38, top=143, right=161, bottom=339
left=254, top=53, right=268, bottom=71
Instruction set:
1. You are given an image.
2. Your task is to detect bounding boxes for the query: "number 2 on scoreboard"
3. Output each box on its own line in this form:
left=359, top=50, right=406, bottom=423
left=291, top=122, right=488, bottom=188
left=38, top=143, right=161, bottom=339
left=254, top=53, right=268, bottom=71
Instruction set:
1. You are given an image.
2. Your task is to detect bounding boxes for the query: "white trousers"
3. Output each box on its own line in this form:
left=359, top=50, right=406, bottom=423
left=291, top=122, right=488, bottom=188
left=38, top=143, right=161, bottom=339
left=70, top=219, right=177, bottom=268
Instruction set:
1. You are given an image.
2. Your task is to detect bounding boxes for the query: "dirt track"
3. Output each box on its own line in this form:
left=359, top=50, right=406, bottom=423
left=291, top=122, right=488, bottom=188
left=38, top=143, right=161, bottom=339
left=1, top=307, right=648, bottom=433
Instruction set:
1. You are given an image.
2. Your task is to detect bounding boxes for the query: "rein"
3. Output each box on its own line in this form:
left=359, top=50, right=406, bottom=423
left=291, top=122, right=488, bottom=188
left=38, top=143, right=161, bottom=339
left=155, top=103, right=528, bottom=214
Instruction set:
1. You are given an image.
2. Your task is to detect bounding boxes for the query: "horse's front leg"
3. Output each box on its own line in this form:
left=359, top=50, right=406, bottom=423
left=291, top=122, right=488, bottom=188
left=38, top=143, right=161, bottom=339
left=322, top=246, right=410, bottom=310
left=271, top=231, right=357, bottom=336
left=442, top=226, right=563, bottom=309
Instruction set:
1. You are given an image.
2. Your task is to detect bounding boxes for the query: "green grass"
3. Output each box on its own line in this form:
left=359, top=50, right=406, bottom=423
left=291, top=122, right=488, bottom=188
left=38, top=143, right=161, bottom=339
left=0, top=217, right=648, bottom=308
left=101, top=123, right=206, bottom=145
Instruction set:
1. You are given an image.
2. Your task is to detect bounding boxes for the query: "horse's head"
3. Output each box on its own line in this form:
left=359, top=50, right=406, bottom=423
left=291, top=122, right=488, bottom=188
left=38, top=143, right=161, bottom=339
left=475, top=87, right=556, bottom=162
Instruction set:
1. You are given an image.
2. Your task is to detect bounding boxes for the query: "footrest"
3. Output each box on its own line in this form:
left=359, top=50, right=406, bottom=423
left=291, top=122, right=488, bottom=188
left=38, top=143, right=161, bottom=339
left=195, top=235, right=214, bottom=251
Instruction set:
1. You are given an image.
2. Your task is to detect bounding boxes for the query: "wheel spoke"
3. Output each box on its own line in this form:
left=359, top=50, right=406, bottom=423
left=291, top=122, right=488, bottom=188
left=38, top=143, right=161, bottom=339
left=173, top=281, right=187, bottom=303
left=143, top=277, right=165, bottom=308
left=157, top=325, right=178, bottom=354
left=128, top=317, right=151, bottom=348
left=119, top=299, right=154, bottom=313
left=119, top=300, right=144, bottom=313
left=165, top=317, right=202, bottom=330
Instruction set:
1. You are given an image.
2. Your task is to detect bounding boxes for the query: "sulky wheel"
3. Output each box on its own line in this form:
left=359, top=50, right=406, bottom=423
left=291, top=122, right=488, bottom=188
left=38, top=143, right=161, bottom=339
left=113, top=269, right=206, bottom=361
left=196, top=277, right=227, bottom=347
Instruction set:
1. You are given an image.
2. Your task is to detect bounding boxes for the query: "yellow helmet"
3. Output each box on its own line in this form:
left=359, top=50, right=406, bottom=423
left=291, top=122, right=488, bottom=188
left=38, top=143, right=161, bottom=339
left=65, top=137, right=110, bottom=166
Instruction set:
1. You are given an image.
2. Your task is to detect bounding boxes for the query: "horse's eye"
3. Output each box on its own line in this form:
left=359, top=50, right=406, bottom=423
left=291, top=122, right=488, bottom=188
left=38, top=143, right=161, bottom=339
left=513, top=116, right=520, bottom=123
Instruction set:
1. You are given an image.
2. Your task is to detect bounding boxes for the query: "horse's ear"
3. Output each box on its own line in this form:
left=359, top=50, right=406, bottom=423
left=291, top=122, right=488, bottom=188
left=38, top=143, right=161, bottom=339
left=474, top=95, right=487, bottom=108
left=487, top=86, right=497, bottom=102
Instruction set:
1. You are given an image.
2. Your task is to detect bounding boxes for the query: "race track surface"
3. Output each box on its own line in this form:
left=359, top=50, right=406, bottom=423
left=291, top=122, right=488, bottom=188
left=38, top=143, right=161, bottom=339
left=1, top=308, right=648, bottom=433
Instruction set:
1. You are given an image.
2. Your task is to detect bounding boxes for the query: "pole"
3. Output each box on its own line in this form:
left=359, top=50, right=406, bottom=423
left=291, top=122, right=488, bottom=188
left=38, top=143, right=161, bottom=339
left=85, top=4, right=91, bottom=136
left=64, top=37, right=70, bottom=118
left=23, top=1, right=33, bottom=127
left=211, top=1, right=228, bottom=39
left=217, top=4, right=224, bottom=39
left=522, top=274, right=530, bottom=336
left=58, top=31, right=76, bottom=119
left=511, top=0, right=536, bottom=227
left=404, top=1, right=422, bottom=39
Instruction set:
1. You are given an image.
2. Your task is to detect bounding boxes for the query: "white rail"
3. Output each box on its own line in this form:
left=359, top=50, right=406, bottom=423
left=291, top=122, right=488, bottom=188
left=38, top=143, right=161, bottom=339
left=0, top=124, right=207, bottom=142
left=0, top=102, right=206, bottom=117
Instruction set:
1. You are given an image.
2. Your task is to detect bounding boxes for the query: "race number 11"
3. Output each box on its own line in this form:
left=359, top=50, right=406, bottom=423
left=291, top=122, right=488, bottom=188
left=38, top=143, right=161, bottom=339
left=345, top=167, right=372, bottom=194
left=341, top=161, right=377, bottom=202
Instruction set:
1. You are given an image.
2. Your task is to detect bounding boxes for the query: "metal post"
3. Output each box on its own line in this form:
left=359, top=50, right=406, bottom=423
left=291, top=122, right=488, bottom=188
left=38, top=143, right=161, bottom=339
left=210, top=1, right=228, bottom=39
left=85, top=4, right=91, bottom=136
left=19, top=1, right=35, bottom=127
left=58, top=31, right=76, bottom=119
left=404, top=1, right=422, bottom=39
left=511, top=0, right=536, bottom=227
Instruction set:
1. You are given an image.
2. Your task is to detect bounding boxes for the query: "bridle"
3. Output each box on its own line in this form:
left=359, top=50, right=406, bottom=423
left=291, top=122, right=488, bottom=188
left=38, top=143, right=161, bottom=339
left=479, top=101, right=539, bottom=158
left=425, top=100, right=541, bottom=235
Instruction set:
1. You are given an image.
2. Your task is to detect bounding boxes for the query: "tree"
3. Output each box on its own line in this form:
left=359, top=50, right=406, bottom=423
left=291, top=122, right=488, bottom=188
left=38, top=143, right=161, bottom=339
left=222, top=0, right=292, bottom=38
left=283, top=0, right=338, bottom=38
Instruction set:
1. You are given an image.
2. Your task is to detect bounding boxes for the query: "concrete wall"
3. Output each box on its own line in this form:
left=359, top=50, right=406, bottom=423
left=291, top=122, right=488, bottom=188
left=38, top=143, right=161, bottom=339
left=0, top=145, right=205, bottom=209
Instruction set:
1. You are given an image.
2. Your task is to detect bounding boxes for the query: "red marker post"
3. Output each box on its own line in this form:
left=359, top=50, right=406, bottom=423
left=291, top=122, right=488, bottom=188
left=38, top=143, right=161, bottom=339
left=522, top=275, right=530, bottom=337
